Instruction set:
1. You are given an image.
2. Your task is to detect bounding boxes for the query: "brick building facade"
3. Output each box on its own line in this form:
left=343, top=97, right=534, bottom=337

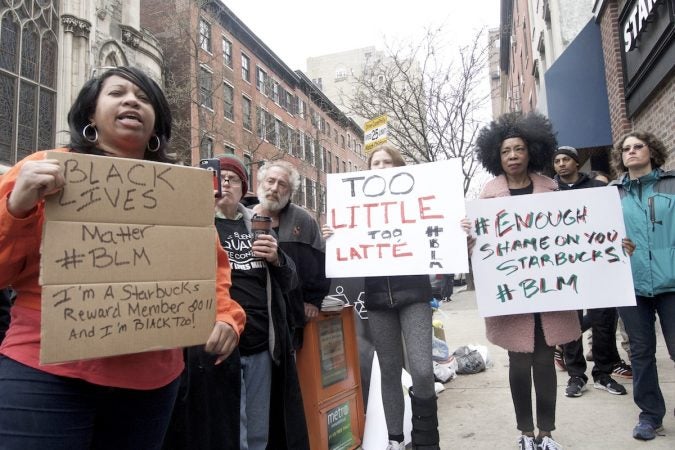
left=140, top=0, right=365, bottom=223
left=497, top=0, right=538, bottom=113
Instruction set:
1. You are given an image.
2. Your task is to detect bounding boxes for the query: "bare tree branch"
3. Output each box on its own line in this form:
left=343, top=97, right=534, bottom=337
left=347, top=28, right=489, bottom=194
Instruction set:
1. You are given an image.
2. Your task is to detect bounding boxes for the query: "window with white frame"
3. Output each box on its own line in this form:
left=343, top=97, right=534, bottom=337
left=199, top=66, right=213, bottom=109
left=265, top=111, right=275, bottom=142
left=241, top=53, right=250, bottom=81
left=256, top=67, right=267, bottom=93
left=314, top=140, right=321, bottom=168
left=223, top=83, right=234, bottom=120
left=291, top=130, right=300, bottom=157
left=305, top=135, right=313, bottom=163
left=284, top=91, right=292, bottom=112
left=279, top=87, right=288, bottom=110
left=272, top=81, right=279, bottom=104
left=222, top=37, right=232, bottom=67
left=305, top=178, right=315, bottom=210
left=298, top=131, right=305, bottom=159
left=286, top=127, right=293, bottom=154
left=224, top=143, right=235, bottom=154
left=293, top=175, right=305, bottom=206
left=319, top=184, right=326, bottom=213
left=297, top=99, right=305, bottom=118
left=199, top=136, right=213, bottom=159
left=274, top=119, right=282, bottom=148
left=257, top=106, right=266, bottom=140
left=242, top=96, right=252, bottom=130
left=199, top=19, right=211, bottom=52
left=243, top=154, right=253, bottom=191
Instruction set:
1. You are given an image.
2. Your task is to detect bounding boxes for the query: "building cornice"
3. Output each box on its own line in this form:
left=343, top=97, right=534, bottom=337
left=61, top=14, right=91, bottom=38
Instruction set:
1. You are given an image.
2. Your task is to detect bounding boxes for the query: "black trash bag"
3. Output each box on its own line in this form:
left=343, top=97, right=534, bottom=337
left=452, top=345, right=486, bottom=374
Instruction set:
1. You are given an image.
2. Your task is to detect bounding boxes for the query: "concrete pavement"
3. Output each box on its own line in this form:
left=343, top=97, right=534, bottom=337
left=434, top=288, right=674, bottom=449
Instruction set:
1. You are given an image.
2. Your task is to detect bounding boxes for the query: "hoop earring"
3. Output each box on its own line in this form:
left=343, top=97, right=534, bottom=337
left=82, top=123, right=98, bottom=143
left=147, top=135, right=161, bottom=153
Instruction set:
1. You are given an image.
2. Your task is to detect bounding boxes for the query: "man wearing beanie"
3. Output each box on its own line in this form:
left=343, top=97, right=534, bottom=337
left=553, top=146, right=602, bottom=189
left=164, top=154, right=309, bottom=450
left=552, top=146, right=632, bottom=400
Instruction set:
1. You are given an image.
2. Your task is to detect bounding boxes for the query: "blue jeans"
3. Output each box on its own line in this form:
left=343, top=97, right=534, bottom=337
left=0, top=356, right=179, bottom=450
left=619, top=293, right=675, bottom=427
left=240, top=351, right=272, bottom=450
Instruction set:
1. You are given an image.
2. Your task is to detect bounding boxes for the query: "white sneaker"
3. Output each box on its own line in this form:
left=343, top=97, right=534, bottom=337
left=385, top=440, right=405, bottom=450
left=517, top=435, right=536, bottom=450
left=538, top=436, right=563, bottom=449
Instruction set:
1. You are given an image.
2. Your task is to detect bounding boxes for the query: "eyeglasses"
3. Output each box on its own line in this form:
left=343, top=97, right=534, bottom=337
left=622, top=143, right=647, bottom=152
left=222, top=177, right=242, bottom=186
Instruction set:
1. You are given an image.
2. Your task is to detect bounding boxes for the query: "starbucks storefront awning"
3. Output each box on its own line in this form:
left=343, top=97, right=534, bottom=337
left=545, top=19, right=612, bottom=149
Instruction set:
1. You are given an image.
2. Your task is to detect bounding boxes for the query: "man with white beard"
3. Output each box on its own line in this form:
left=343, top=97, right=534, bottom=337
left=251, top=161, right=330, bottom=350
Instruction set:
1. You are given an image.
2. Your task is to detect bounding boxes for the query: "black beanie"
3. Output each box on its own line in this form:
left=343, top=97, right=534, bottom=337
left=554, top=146, right=579, bottom=163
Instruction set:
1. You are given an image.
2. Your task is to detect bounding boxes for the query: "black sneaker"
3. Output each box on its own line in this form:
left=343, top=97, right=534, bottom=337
left=612, top=360, right=632, bottom=379
left=565, top=376, right=586, bottom=397
left=594, top=376, right=627, bottom=395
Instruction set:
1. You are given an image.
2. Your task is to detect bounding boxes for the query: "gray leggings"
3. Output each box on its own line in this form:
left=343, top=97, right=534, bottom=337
left=367, top=302, right=434, bottom=435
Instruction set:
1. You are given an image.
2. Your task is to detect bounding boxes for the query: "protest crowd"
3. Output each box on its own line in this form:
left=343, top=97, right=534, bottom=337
left=0, top=66, right=673, bottom=450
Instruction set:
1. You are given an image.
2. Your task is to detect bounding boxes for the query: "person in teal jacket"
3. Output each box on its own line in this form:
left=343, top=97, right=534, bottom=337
left=610, top=131, right=674, bottom=442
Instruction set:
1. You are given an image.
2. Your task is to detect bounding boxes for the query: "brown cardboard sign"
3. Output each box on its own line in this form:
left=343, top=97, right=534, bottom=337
left=41, top=281, right=216, bottom=363
left=40, top=152, right=217, bottom=364
left=46, top=152, right=214, bottom=227
left=40, top=222, right=215, bottom=285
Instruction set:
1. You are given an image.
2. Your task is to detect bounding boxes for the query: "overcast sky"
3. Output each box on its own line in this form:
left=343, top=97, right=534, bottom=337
left=223, top=0, right=501, bottom=71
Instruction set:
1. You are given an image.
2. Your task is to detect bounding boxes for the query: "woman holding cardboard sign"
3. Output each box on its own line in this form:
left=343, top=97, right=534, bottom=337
left=473, top=112, right=580, bottom=450
left=0, top=67, right=245, bottom=449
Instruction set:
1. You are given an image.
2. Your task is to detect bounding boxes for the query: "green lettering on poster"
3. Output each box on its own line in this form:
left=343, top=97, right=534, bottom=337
left=327, top=401, right=353, bottom=450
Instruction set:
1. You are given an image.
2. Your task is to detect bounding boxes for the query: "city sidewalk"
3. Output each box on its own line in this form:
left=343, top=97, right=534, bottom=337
left=434, top=288, right=674, bottom=449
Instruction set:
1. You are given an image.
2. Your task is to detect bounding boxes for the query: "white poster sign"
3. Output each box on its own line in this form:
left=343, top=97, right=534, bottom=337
left=325, top=160, right=469, bottom=278
left=466, top=187, right=636, bottom=317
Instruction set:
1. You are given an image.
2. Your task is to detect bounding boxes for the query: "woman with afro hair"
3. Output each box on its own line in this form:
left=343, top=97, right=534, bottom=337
left=473, top=112, right=580, bottom=450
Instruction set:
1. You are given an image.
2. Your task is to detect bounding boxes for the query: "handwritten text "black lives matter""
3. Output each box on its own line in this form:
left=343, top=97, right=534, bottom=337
left=57, top=159, right=175, bottom=212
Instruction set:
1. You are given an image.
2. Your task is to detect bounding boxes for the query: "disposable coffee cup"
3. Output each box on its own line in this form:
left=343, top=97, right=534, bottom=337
left=251, top=215, right=272, bottom=241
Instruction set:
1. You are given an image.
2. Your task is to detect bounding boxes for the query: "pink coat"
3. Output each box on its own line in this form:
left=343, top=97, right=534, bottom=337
left=479, top=173, right=581, bottom=353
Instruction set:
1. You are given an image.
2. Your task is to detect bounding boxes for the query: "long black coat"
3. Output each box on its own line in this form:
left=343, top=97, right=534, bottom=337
left=163, top=208, right=309, bottom=450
